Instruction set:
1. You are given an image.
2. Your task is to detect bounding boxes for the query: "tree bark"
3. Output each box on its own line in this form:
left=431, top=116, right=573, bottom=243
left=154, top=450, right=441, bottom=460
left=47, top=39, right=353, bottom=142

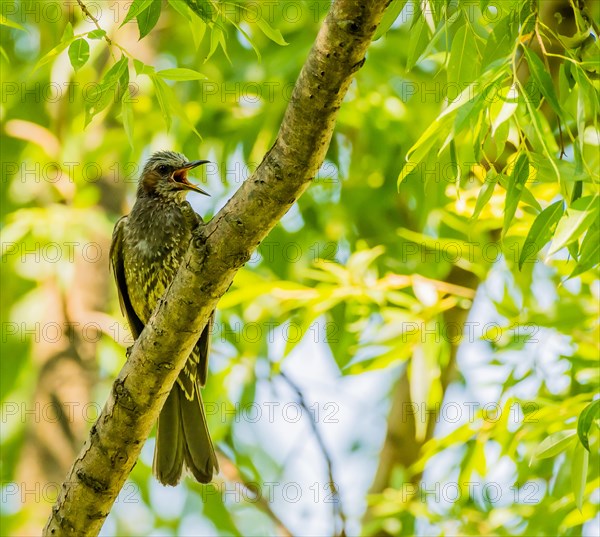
left=44, top=0, right=391, bottom=534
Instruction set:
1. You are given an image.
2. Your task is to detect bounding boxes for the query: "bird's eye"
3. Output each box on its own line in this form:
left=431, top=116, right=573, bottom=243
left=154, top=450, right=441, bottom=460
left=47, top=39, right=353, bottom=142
left=157, top=165, right=169, bottom=174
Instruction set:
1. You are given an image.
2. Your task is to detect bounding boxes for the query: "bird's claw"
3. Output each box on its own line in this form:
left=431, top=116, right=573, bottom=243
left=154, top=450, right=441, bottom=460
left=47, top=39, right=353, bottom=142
left=126, top=345, right=133, bottom=359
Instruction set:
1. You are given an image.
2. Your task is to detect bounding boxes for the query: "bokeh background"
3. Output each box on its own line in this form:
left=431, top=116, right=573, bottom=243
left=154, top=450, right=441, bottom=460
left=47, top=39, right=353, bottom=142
left=1, top=1, right=599, bottom=536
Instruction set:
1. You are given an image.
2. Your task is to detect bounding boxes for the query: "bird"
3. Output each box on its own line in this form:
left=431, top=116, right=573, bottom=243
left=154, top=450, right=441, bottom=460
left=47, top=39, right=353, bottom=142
left=109, top=150, right=218, bottom=486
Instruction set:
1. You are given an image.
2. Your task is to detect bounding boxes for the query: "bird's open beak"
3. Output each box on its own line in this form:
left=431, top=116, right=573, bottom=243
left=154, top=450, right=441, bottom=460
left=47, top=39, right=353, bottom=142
left=172, top=160, right=211, bottom=196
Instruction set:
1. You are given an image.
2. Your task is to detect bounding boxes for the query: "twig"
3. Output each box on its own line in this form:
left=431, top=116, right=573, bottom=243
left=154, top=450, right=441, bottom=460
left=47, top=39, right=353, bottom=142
left=534, top=25, right=566, bottom=158
left=216, top=452, right=293, bottom=537
left=75, top=0, right=112, bottom=45
left=278, top=370, right=347, bottom=537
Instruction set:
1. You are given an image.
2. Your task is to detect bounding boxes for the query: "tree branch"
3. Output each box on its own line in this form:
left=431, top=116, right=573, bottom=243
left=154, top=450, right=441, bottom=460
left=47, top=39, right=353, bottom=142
left=44, top=1, right=391, bottom=534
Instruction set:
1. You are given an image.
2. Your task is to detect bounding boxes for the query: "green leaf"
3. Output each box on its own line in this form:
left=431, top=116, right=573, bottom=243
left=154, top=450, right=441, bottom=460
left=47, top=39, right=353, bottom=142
left=120, top=0, right=153, bottom=27
left=34, top=40, right=73, bottom=71
left=518, top=200, right=564, bottom=269
left=548, top=195, right=599, bottom=255
left=168, top=0, right=192, bottom=21
left=406, top=11, right=430, bottom=70
left=572, top=63, right=598, bottom=122
left=185, top=0, right=214, bottom=22
left=576, top=91, right=586, bottom=172
left=577, top=399, right=599, bottom=452
left=85, top=57, right=129, bottom=126
left=103, top=57, right=130, bottom=86
left=453, top=93, right=485, bottom=138
left=207, top=24, right=222, bottom=61
left=228, top=18, right=261, bottom=61
left=347, top=246, right=385, bottom=276
left=397, top=116, right=450, bottom=185
left=448, top=23, right=479, bottom=86
left=471, top=169, right=500, bottom=220
left=533, top=429, right=577, bottom=460
left=482, top=14, right=515, bottom=69
left=490, top=84, right=519, bottom=136
left=204, top=23, right=230, bottom=63
left=441, top=67, right=505, bottom=121
left=150, top=75, right=172, bottom=131
left=449, top=139, right=460, bottom=189
left=570, top=219, right=600, bottom=277
left=399, top=66, right=504, bottom=188
left=374, top=0, right=408, bottom=40
left=188, top=17, right=207, bottom=49
left=218, top=28, right=231, bottom=63
left=156, top=67, right=207, bottom=80
left=571, top=178, right=583, bottom=205
left=121, top=94, right=134, bottom=149
left=523, top=47, right=562, bottom=118
left=567, top=240, right=580, bottom=262
left=496, top=173, right=541, bottom=213
left=502, top=153, right=530, bottom=237
left=87, top=29, right=106, bottom=40
left=527, top=153, right=589, bottom=184
left=559, top=62, right=571, bottom=101
left=397, top=229, right=487, bottom=275
left=133, top=59, right=155, bottom=76
left=0, top=14, right=26, bottom=31
left=149, top=75, right=201, bottom=138
left=68, top=39, right=90, bottom=72
left=62, top=22, right=74, bottom=42
left=418, top=16, right=452, bottom=65
left=115, top=62, right=130, bottom=103
left=581, top=38, right=600, bottom=71
left=398, top=69, right=503, bottom=187
left=493, top=118, right=509, bottom=156
left=137, top=0, right=161, bottom=39
left=254, top=17, right=287, bottom=46
left=557, top=28, right=593, bottom=50
left=168, top=1, right=206, bottom=47
left=572, top=441, right=589, bottom=512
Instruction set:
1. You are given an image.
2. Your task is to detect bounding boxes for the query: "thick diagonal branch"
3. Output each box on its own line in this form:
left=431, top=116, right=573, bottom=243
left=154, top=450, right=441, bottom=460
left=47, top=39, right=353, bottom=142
left=44, top=1, right=390, bottom=535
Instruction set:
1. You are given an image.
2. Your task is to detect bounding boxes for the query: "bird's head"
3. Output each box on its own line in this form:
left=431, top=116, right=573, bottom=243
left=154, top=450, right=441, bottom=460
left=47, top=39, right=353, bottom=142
left=138, top=150, right=210, bottom=199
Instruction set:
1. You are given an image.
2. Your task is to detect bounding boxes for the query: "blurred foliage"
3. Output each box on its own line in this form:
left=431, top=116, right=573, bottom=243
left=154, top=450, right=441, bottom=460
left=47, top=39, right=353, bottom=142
left=1, top=1, right=599, bottom=536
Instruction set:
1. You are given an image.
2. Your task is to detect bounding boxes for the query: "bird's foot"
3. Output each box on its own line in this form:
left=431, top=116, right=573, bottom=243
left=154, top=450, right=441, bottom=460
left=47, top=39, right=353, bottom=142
left=126, top=345, right=133, bottom=359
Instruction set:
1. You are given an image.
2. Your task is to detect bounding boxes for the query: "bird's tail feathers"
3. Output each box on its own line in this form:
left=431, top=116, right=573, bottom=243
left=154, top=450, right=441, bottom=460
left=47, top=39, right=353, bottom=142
left=153, top=382, right=218, bottom=486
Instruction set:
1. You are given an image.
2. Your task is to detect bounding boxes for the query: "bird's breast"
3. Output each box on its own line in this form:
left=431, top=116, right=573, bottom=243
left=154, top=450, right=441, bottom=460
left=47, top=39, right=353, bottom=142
left=123, top=204, right=192, bottom=323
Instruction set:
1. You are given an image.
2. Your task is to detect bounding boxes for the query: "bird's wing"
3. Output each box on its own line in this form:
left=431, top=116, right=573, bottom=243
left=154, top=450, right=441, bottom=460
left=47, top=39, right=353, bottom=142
left=179, top=311, right=213, bottom=400
left=110, top=216, right=145, bottom=340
